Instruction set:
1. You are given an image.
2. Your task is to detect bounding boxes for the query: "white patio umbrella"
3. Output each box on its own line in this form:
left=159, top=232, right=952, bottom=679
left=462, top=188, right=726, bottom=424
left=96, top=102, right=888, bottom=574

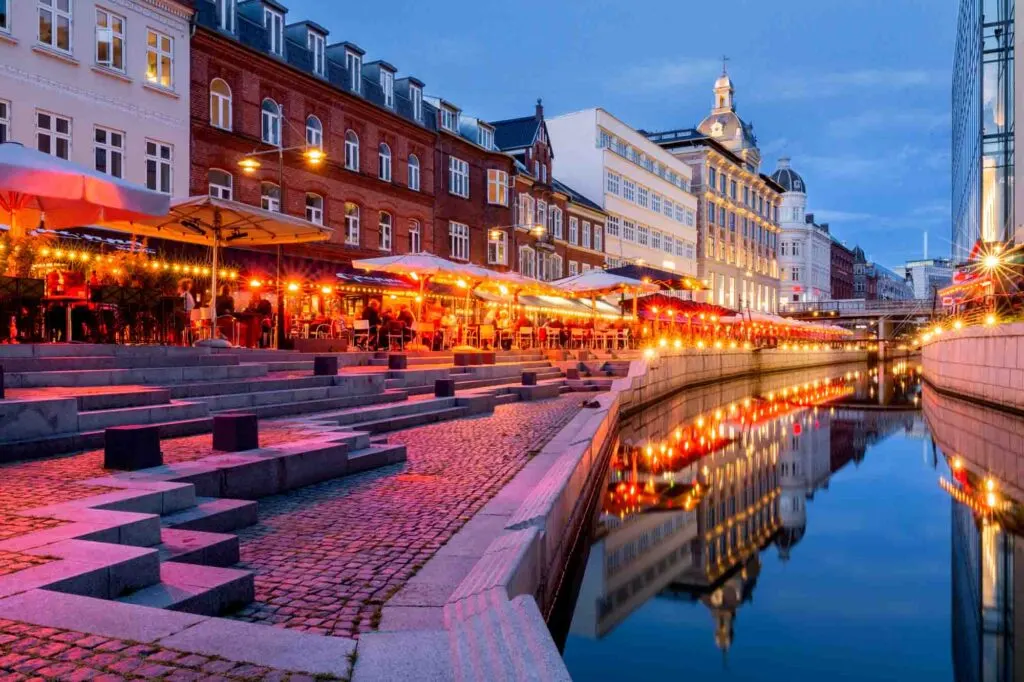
left=106, top=195, right=332, bottom=340
left=552, top=269, right=658, bottom=323
left=0, top=142, right=169, bottom=238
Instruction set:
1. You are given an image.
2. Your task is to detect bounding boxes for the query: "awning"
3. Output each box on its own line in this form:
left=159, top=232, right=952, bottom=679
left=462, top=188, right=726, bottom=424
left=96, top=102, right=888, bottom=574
left=607, top=264, right=709, bottom=291
left=336, top=268, right=414, bottom=290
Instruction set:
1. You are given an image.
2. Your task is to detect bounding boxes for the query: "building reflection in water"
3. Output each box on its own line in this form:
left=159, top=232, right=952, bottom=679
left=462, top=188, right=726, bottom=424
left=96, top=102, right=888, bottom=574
left=570, top=362, right=920, bottom=650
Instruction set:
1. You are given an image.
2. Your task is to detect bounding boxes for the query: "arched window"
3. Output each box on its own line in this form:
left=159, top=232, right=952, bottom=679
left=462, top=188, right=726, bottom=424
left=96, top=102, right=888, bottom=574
left=305, top=193, right=323, bottom=225
left=344, top=202, right=360, bottom=245
left=408, top=220, right=421, bottom=253
left=378, top=143, right=391, bottom=182
left=261, top=98, right=281, bottom=146
left=260, top=182, right=280, bottom=212
left=548, top=254, right=563, bottom=281
left=208, top=168, right=232, bottom=199
left=378, top=211, right=392, bottom=251
left=519, top=245, right=536, bottom=279
left=306, top=115, right=322, bottom=149
left=344, top=130, right=359, bottom=171
left=407, top=154, right=420, bottom=191
left=210, top=79, right=232, bottom=130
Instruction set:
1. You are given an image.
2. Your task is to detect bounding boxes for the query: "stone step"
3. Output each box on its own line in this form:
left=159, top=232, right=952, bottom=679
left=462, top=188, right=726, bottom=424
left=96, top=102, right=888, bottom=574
left=263, top=360, right=314, bottom=372
left=214, top=389, right=409, bottom=420
left=155, top=528, right=240, bottom=567
left=166, top=374, right=336, bottom=399
left=77, top=388, right=172, bottom=411
left=7, top=363, right=267, bottom=388
left=161, top=498, right=258, bottom=534
left=78, top=400, right=210, bottom=432
left=346, top=443, right=408, bottom=474
left=0, top=355, right=240, bottom=373
left=117, top=562, right=254, bottom=616
left=344, top=406, right=469, bottom=434
left=402, top=370, right=561, bottom=396
left=493, top=392, right=519, bottom=405
left=321, top=397, right=457, bottom=427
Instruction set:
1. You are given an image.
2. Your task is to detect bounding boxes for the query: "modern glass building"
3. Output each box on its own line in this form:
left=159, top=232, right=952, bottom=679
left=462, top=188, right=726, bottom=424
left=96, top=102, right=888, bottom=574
left=952, top=0, right=1017, bottom=263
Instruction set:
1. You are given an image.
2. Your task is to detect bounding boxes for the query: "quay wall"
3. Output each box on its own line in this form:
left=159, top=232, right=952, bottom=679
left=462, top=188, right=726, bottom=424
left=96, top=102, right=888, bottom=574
left=922, top=322, right=1024, bottom=413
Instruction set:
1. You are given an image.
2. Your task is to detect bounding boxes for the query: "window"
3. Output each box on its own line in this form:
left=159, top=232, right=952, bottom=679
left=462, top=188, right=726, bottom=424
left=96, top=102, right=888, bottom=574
left=651, top=230, right=661, bottom=251
left=208, top=169, right=232, bottom=199
left=606, top=170, right=620, bottom=195
left=519, top=246, right=536, bottom=278
left=38, top=0, right=72, bottom=53
left=380, top=70, right=394, bottom=109
left=548, top=254, right=563, bottom=281
left=448, top=156, right=469, bottom=198
left=549, top=207, right=562, bottom=239
left=622, top=179, right=636, bottom=203
left=651, top=193, right=662, bottom=214
left=719, top=173, right=726, bottom=193
left=93, top=126, right=123, bottom=178
left=0, top=0, right=8, bottom=31
left=536, top=200, right=547, bottom=229
left=638, top=186, right=649, bottom=209
left=707, top=201, right=715, bottom=224
left=686, top=209, right=695, bottom=227
left=0, top=100, right=9, bottom=143
left=791, top=267, right=801, bottom=282
left=37, top=111, right=70, bottom=159
left=261, top=99, right=281, bottom=146
left=441, top=107, right=458, bottom=132
left=260, top=182, right=280, bottom=211
left=487, top=230, right=507, bottom=266
left=378, top=143, right=392, bottom=181
left=215, top=0, right=235, bottom=33
left=517, top=193, right=533, bottom=228
left=606, top=216, right=619, bottom=237
left=306, top=194, right=323, bottom=225
left=344, top=130, right=359, bottom=170
left=663, top=234, right=673, bottom=254
left=729, top=180, right=737, bottom=200
left=409, top=220, right=421, bottom=253
left=479, top=127, right=494, bottom=150
left=594, top=225, right=603, bottom=252
left=792, top=241, right=801, bottom=257
left=301, top=115, right=322, bottom=149
left=637, top=225, right=649, bottom=247
left=582, top=221, right=591, bottom=249
left=263, top=7, right=283, bottom=55
left=146, top=29, right=174, bottom=89
left=708, top=167, right=717, bottom=189
left=568, top=217, right=578, bottom=245
left=449, top=221, right=469, bottom=261
left=210, top=79, right=232, bottom=130
left=95, top=8, right=125, bottom=71
left=622, top=219, right=636, bottom=242
left=719, top=206, right=726, bottom=225
left=408, top=154, right=420, bottom=191
left=487, top=169, right=508, bottom=205
left=569, top=260, right=579, bottom=276
left=410, top=85, right=422, bottom=122
left=344, top=203, right=360, bottom=245
left=582, top=263, right=592, bottom=272
left=378, top=212, right=392, bottom=250
left=743, top=185, right=749, bottom=206
left=345, top=50, right=361, bottom=93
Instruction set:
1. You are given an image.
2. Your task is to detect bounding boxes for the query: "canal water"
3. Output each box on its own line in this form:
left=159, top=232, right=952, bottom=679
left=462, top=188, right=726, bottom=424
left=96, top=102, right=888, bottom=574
left=559, top=360, right=1021, bottom=681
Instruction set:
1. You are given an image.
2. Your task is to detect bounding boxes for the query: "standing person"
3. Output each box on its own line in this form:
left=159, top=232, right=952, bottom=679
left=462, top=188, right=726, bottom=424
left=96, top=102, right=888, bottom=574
left=216, top=284, right=235, bottom=316
left=361, top=299, right=382, bottom=349
left=398, top=305, right=416, bottom=344
left=178, top=279, right=195, bottom=346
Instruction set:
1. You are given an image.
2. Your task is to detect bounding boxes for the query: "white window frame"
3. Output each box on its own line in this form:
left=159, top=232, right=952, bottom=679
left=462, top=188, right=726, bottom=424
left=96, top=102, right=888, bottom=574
left=144, top=139, right=172, bottom=194
left=209, top=168, right=232, bottom=199
left=261, top=99, right=281, bottom=146
left=93, top=125, right=124, bottom=178
left=306, top=193, right=323, bottom=225
left=449, top=156, right=469, bottom=198
left=568, top=217, right=578, bottom=245
left=569, top=260, right=579, bottom=276
left=548, top=254, right=563, bottom=281
left=410, top=85, right=423, bottom=122
left=38, top=0, right=72, bottom=53
left=408, top=154, right=421, bottom=191
left=263, top=7, right=283, bottom=56
left=622, top=179, right=636, bottom=203
left=479, top=127, right=494, bottom=150
left=146, top=29, right=174, bottom=90
left=487, top=169, right=508, bottom=206
left=344, top=130, right=359, bottom=171
left=95, top=8, right=125, bottom=72
left=606, top=170, right=620, bottom=195
left=487, top=230, right=507, bottom=266
left=651, top=193, right=662, bottom=214
left=215, top=0, right=235, bottom=33
left=651, top=230, right=662, bottom=252
left=0, top=0, right=11, bottom=32
left=638, top=186, right=649, bottom=209
left=622, top=219, right=635, bottom=243
left=582, top=221, right=591, bottom=249
left=519, top=245, right=536, bottom=279
left=441, top=107, right=458, bottom=133
left=606, top=216, right=619, bottom=237
left=536, top=200, right=547, bottom=229
left=409, top=220, right=421, bottom=253
left=449, top=221, right=470, bottom=261
left=308, top=30, right=326, bottom=76
left=594, top=225, right=603, bottom=252
left=379, top=212, right=392, bottom=251
left=345, top=50, right=361, bottom=93
left=380, top=70, right=394, bottom=108
left=637, top=225, right=649, bottom=247
left=260, top=182, right=280, bottom=212
left=550, top=207, right=562, bottom=240
left=306, top=115, right=323, bottom=149
left=36, top=110, right=71, bottom=159
left=0, top=100, right=9, bottom=144
left=378, top=143, right=392, bottom=181
left=210, top=79, right=232, bottom=130
left=344, top=203, right=360, bottom=245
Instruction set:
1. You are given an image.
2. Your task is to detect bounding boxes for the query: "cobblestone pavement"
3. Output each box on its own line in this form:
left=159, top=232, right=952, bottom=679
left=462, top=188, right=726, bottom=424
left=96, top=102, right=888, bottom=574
left=231, top=394, right=592, bottom=638
left=0, top=618, right=343, bottom=681
left=0, top=553, right=51, bottom=578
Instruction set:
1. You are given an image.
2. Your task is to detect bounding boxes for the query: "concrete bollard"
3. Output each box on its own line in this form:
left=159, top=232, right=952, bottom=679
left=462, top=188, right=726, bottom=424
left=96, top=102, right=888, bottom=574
left=435, top=379, right=456, bottom=398
left=480, top=351, right=496, bottom=365
left=213, top=413, right=260, bottom=452
left=388, top=354, right=408, bottom=370
left=468, top=352, right=483, bottom=366
left=313, top=356, right=339, bottom=376
left=522, top=371, right=538, bottom=386
left=104, top=425, right=162, bottom=470
left=565, top=367, right=580, bottom=380
left=453, top=352, right=471, bottom=367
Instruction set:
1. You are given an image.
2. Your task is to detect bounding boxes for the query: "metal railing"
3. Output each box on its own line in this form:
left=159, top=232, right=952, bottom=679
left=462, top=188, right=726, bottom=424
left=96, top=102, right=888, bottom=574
left=782, top=299, right=938, bottom=316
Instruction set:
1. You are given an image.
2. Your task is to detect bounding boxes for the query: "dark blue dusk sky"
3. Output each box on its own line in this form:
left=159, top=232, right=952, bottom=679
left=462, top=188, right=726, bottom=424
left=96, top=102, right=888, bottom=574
left=285, top=0, right=956, bottom=270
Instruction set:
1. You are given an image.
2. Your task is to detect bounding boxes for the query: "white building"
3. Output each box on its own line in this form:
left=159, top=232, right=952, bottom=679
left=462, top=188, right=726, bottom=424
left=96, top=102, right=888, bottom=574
left=903, top=258, right=953, bottom=300
left=546, top=108, right=699, bottom=277
left=0, top=0, right=192, bottom=199
left=771, top=158, right=832, bottom=304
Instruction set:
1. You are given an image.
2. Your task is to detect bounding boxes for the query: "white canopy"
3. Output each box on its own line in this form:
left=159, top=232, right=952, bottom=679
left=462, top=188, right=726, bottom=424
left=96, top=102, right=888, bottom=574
left=551, top=270, right=659, bottom=296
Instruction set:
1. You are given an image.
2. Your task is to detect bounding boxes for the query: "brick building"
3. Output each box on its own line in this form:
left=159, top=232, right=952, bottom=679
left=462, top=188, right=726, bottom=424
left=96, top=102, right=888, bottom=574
left=189, top=0, right=436, bottom=271
left=829, top=235, right=855, bottom=300
left=491, top=101, right=607, bottom=280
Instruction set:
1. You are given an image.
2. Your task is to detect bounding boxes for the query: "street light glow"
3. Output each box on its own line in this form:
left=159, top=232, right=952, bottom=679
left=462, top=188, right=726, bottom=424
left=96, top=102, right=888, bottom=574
left=238, top=157, right=261, bottom=173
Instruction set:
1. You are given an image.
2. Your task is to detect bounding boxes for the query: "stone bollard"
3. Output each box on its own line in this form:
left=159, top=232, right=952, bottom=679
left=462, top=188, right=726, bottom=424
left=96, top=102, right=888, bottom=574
left=468, top=352, right=483, bottom=366
left=388, top=354, right=408, bottom=370
left=313, top=356, right=339, bottom=376
left=453, top=352, right=471, bottom=367
left=213, top=413, right=260, bottom=452
left=522, top=371, right=538, bottom=386
left=480, top=351, right=496, bottom=365
left=104, top=425, right=162, bottom=470
left=435, top=378, right=456, bottom=398
left=565, top=367, right=580, bottom=380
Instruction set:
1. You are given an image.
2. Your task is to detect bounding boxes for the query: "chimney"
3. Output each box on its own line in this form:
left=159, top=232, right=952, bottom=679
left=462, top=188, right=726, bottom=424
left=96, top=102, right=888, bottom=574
left=820, top=222, right=830, bottom=233
left=535, top=98, right=544, bottom=121
left=805, top=212, right=814, bottom=224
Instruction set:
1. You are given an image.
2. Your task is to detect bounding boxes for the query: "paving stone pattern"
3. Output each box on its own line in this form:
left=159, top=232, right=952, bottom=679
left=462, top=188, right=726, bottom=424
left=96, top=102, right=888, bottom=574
left=231, top=394, right=591, bottom=639
left=0, top=618, right=342, bottom=681
left=0, top=553, right=51, bottom=578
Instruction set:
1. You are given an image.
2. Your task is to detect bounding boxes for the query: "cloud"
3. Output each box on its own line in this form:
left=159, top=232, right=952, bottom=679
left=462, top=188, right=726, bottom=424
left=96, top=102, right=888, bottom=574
left=813, top=210, right=877, bottom=222
left=799, top=145, right=947, bottom=182
left=766, top=69, right=946, bottom=100
left=826, top=109, right=950, bottom=137
left=608, top=58, right=722, bottom=93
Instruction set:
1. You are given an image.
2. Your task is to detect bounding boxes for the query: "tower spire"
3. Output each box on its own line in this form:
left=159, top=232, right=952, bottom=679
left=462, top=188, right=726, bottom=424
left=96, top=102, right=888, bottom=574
left=721, top=54, right=730, bottom=75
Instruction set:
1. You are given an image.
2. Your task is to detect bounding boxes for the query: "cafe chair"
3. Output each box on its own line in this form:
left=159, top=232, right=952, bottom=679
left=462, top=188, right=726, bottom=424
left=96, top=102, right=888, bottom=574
left=353, top=319, right=371, bottom=349
left=217, top=315, right=239, bottom=346
left=518, top=326, right=534, bottom=350
left=386, top=320, right=406, bottom=351
left=479, top=324, right=496, bottom=350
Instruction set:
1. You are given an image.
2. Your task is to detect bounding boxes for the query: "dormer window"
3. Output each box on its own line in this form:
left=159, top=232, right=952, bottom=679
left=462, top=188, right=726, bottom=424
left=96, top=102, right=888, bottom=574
left=215, top=0, right=235, bottom=33
left=345, top=50, right=361, bottom=93
left=441, top=106, right=458, bottom=133
left=263, top=7, right=283, bottom=56
left=307, top=31, right=325, bottom=76
left=410, top=85, right=422, bottom=122
left=479, top=127, right=494, bottom=150
left=380, top=70, right=394, bottom=108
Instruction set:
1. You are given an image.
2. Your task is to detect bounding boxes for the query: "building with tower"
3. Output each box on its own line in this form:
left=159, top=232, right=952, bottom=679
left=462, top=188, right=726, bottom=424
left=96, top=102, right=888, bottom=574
left=643, top=66, right=784, bottom=312
left=771, top=159, right=832, bottom=305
